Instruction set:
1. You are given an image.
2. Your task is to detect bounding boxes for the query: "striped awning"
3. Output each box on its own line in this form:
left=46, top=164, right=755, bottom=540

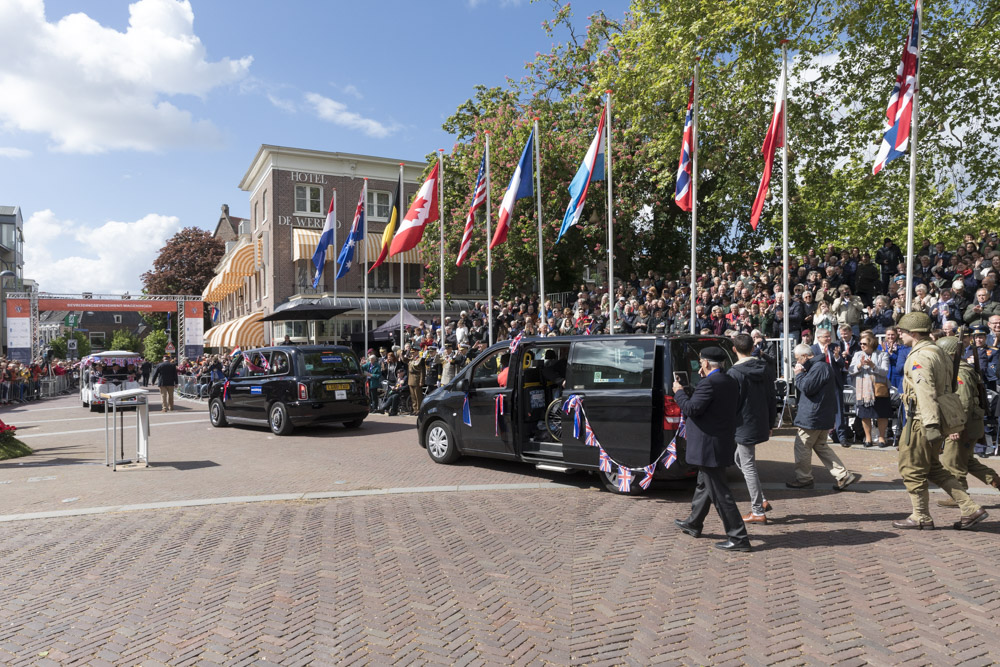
left=293, top=230, right=420, bottom=265
left=203, top=240, right=256, bottom=302
left=205, top=311, right=265, bottom=349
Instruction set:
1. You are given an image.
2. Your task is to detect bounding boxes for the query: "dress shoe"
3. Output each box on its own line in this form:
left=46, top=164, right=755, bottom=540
left=833, top=472, right=860, bottom=492
left=954, top=508, right=989, bottom=531
left=714, top=540, right=752, bottom=552
left=863, top=441, right=873, bottom=448
left=785, top=480, right=814, bottom=489
left=742, top=512, right=767, bottom=524
left=937, top=497, right=959, bottom=508
left=761, top=500, right=774, bottom=513
left=674, top=519, right=701, bottom=538
left=892, top=517, right=934, bottom=530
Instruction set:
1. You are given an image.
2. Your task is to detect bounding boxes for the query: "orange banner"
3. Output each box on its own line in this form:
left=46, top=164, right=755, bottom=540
left=183, top=301, right=204, bottom=319
left=37, top=299, right=180, bottom=312
left=6, top=299, right=30, bottom=318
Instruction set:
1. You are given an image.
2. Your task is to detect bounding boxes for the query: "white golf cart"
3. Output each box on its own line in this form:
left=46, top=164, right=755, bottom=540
left=80, top=350, right=145, bottom=412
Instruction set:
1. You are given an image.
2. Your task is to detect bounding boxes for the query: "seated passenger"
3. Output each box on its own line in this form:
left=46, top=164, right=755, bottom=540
left=541, top=350, right=567, bottom=386
left=497, top=353, right=512, bottom=388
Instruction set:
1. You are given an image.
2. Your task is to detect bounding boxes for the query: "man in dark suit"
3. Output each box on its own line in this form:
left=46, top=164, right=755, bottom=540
left=150, top=355, right=178, bottom=412
left=672, top=346, right=751, bottom=552
left=812, top=328, right=852, bottom=446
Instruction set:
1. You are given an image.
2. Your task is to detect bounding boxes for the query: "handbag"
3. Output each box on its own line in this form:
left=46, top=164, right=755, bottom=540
left=874, top=381, right=890, bottom=398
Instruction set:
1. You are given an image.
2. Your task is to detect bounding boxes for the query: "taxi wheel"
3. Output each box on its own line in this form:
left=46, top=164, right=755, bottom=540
left=425, top=420, right=459, bottom=464
left=269, top=402, right=294, bottom=436
left=209, top=399, right=228, bottom=427
left=343, top=418, right=364, bottom=429
left=600, top=468, right=646, bottom=495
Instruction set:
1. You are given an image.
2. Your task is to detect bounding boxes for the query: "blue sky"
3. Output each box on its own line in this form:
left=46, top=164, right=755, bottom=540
left=0, top=0, right=627, bottom=294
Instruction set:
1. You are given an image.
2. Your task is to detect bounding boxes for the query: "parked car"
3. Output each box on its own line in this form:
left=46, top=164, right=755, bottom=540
left=208, top=345, right=368, bottom=435
left=416, top=334, right=735, bottom=494
left=80, top=350, right=144, bottom=412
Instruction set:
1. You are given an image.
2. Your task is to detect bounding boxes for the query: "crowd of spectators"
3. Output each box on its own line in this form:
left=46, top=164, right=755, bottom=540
left=0, top=358, right=74, bottom=404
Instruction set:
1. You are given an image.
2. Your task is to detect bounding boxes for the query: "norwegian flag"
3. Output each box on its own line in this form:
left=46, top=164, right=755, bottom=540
left=457, top=155, right=487, bottom=267
left=599, top=448, right=613, bottom=473
left=584, top=420, right=599, bottom=448
left=494, top=394, right=505, bottom=436
left=509, top=332, right=523, bottom=355
left=639, top=463, right=656, bottom=490
left=674, top=78, right=695, bottom=212
left=872, top=0, right=920, bottom=175
left=617, top=466, right=634, bottom=493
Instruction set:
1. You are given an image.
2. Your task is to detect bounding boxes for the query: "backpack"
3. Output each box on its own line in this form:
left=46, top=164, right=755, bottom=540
left=938, top=391, right=968, bottom=437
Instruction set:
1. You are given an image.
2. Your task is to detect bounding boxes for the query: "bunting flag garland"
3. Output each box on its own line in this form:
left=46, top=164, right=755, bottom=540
left=462, top=393, right=472, bottom=427
left=663, top=441, right=678, bottom=470
left=599, top=449, right=613, bottom=473
left=616, top=465, right=634, bottom=493
left=639, top=464, right=657, bottom=490
left=222, top=378, right=231, bottom=402
left=562, top=394, right=583, bottom=439
left=494, top=394, right=505, bottom=436
left=584, top=420, right=598, bottom=448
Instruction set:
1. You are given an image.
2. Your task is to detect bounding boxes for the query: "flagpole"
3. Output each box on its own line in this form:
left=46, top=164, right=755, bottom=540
left=605, top=90, right=615, bottom=335
left=689, top=60, right=700, bottom=335
left=438, top=149, right=446, bottom=349
left=363, top=178, right=369, bottom=356
left=332, top=189, right=338, bottom=303
left=485, top=132, right=495, bottom=347
left=781, top=41, right=791, bottom=381
left=904, top=2, right=921, bottom=313
left=398, top=163, right=405, bottom=350
left=533, top=117, right=545, bottom=320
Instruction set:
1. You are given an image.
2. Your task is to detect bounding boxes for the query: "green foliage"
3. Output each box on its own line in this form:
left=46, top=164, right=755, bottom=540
left=49, top=331, right=91, bottom=360
left=109, top=329, right=142, bottom=353
left=143, top=330, right=168, bottom=361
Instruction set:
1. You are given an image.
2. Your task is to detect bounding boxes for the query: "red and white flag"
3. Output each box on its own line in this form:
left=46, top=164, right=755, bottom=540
left=749, top=75, right=785, bottom=230
left=389, top=163, right=439, bottom=256
left=457, top=155, right=487, bottom=267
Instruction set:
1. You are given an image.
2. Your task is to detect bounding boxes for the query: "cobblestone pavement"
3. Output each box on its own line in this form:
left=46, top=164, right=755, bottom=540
left=2, top=391, right=999, bottom=664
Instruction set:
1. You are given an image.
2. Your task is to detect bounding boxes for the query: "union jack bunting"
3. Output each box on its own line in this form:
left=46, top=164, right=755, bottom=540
left=663, top=441, right=678, bottom=470
left=462, top=394, right=472, bottom=427
left=872, top=0, right=920, bottom=175
left=494, top=394, right=505, bottom=436
left=617, top=465, right=634, bottom=493
left=639, top=463, right=656, bottom=490
left=222, top=379, right=231, bottom=402
left=457, top=155, right=487, bottom=267
left=674, top=77, right=695, bottom=212
left=509, top=332, right=523, bottom=355
left=676, top=416, right=686, bottom=439
left=243, top=353, right=265, bottom=374
left=599, top=448, right=613, bottom=473
left=584, top=420, right=599, bottom=448
left=562, top=394, right=583, bottom=439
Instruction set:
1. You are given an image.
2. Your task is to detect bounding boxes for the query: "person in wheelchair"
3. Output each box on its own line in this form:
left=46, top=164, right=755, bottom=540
left=378, top=367, right=410, bottom=416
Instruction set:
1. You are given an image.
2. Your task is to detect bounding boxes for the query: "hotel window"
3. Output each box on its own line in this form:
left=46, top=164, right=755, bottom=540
left=366, top=190, right=392, bottom=221
left=262, top=190, right=268, bottom=223
left=295, top=185, right=323, bottom=214
left=468, top=266, right=487, bottom=292
left=254, top=201, right=259, bottom=229
left=367, top=264, right=392, bottom=290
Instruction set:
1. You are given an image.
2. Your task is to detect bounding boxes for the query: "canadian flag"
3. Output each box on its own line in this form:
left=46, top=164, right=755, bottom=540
left=389, top=163, right=439, bottom=256
left=749, top=74, right=785, bottom=230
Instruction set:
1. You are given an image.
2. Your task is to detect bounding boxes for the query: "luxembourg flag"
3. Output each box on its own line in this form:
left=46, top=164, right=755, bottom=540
left=490, top=130, right=534, bottom=249
left=872, top=0, right=920, bottom=175
left=390, top=163, right=439, bottom=256
left=312, top=193, right=337, bottom=288
left=556, top=108, right=606, bottom=242
left=674, top=79, right=695, bottom=212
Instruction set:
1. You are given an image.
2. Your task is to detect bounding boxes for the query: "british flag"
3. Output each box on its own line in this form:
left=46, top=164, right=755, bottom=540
left=584, top=420, right=599, bottom=448
left=509, top=332, right=523, bottom=355
left=639, top=463, right=656, bottom=490
left=674, top=77, right=695, bottom=212
left=599, top=448, right=613, bottom=473
left=617, top=465, right=634, bottom=493
left=562, top=394, right=583, bottom=439
left=663, top=441, right=678, bottom=470
left=872, top=0, right=920, bottom=175
left=457, top=155, right=487, bottom=267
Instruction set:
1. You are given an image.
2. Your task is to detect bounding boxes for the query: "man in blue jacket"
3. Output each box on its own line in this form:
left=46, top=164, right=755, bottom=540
left=787, top=344, right=860, bottom=490
left=672, top=346, right=751, bottom=552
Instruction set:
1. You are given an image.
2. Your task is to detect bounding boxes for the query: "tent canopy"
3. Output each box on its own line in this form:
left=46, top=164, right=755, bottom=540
left=374, top=309, right=422, bottom=332
left=260, top=301, right=355, bottom=322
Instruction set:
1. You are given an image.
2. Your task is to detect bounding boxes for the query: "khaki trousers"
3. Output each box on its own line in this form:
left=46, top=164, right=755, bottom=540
left=159, top=385, right=174, bottom=411
left=408, top=383, right=423, bottom=412
left=898, top=420, right=979, bottom=522
left=940, top=436, right=999, bottom=490
left=793, top=428, right=849, bottom=484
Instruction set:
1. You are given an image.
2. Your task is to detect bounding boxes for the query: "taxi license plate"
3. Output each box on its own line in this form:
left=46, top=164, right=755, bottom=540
left=325, top=382, right=351, bottom=391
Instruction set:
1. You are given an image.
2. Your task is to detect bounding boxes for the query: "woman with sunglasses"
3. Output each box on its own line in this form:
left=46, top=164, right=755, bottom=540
left=849, top=331, right=891, bottom=447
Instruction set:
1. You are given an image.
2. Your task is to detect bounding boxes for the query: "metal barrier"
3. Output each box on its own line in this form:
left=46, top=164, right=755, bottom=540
left=176, top=376, right=209, bottom=399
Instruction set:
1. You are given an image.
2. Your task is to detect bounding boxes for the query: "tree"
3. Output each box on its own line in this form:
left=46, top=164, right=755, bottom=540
left=109, top=329, right=142, bottom=353
left=143, top=330, right=168, bottom=362
left=141, top=227, right=224, bottom=296
left=50, top=332, right=91, bottom=360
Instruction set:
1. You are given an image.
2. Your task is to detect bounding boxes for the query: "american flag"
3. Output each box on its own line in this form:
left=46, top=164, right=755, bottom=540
left=617, top=466, right=634, bottom=493
left=639, top=463, right=656, bottom=490
left=599, top=448, right=612, bottom=473
left=872, top=0, right=920, bottom=175
left=674, top=77, right=695, bottom=211
left=457, top=155, right=487, bottom=267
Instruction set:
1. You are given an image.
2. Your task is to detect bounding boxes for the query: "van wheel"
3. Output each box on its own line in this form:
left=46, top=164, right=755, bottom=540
left=209, top=399, right=228, bottom=427
left=343, top=418, right=364, bottom=429
left=425, top=420, right=459, bottom=464
left=600, top=468, right=646, bottom=495
left=269, top=402, right=294, bottom=436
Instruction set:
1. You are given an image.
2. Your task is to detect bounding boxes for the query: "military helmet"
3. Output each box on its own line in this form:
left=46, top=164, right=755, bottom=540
left=936, top=336, right=961, bottom=356
left=897, top=311, right=933, bottom=333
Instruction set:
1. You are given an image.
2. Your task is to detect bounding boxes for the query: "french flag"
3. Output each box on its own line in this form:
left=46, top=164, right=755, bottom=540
left=490, top=130, right=534, bottom=249
left=312, top=193, right=337, bottom=288
left=872, top=0, right=920, bottom=175
left=674, top=79, right=695, bottom=212
left=557, top=108, right=606, bottom=242
left=749, top=73, right=785, bottom=230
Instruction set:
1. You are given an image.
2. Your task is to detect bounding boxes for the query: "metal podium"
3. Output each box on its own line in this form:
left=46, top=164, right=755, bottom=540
left=102, top=388, right=150, bottom=471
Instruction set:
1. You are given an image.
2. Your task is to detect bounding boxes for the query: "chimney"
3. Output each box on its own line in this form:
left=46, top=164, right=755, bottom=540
left=221, top=204, right=229, bottom=216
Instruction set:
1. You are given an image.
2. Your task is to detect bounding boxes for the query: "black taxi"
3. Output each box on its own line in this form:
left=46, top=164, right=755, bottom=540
left=208, top=345, right=368, bottom=435
left=416, top=334, right=735, bottom=494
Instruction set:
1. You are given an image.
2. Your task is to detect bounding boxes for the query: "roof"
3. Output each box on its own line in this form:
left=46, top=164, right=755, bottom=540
left=239, top=144, right=426, bottom=192
left=0, top=206, right=19, bottom=216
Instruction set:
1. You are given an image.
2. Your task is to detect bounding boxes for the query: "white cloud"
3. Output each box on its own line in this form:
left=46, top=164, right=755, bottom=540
left=0, top=147, right=31, bottom=158
left=342, top=84, right=363, bottom=100
left=267, top=93, right=298, bottom=113
left=0, top=0, right=251, bottom=153
left=304, top=93, right=394, bottom=139
left=23, top=209, right=182, bottom=293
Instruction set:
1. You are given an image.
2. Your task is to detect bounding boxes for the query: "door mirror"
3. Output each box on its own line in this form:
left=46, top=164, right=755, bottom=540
left=455, top=377, right=470, bottom=393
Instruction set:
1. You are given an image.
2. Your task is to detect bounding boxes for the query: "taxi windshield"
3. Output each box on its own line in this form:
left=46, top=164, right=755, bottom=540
left=301, top=350, right=360, bottom=376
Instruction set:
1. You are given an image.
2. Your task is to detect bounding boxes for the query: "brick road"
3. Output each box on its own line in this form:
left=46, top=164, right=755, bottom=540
left=1, top=390, right=999, bottom=664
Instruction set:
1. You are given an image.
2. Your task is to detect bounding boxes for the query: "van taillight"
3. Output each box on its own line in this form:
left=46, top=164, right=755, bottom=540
left=298, top=382, right=308, bottom=400
left=663, top=394, right=682, bottom=429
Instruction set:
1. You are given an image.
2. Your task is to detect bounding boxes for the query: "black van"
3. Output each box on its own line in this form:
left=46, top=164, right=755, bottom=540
left=208, top=345, right=368, bottom=435
left=416, top=335, right=735, bottom=493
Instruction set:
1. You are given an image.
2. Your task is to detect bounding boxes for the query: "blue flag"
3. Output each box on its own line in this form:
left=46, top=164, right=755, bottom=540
left=335, top=185, right=366, bottom=280
left=463, top=394, right=472, bottom=427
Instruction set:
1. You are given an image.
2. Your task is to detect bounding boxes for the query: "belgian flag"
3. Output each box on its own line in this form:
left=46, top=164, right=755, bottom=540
left=368, top=169, right=403, bottom=272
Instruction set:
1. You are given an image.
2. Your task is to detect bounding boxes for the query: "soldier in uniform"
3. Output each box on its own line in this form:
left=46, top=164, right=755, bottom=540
left=893, top=312, right=989, bottom=530
left=934, top=336, right=1000, bottom=508
left=964, top=323, right=998, bottom=390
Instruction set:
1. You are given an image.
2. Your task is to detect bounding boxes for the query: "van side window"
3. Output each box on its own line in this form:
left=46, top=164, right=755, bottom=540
left=471, top=352, right=504, bottom=389
left=230, top=355, right=248, bottom=379
left=671, top=342, right=735, bottom=388
left=247, top=352, right=269, bottom=377
left=567, top=339, right=654, bottom=390
left=270, top=351, right=289, bottom=375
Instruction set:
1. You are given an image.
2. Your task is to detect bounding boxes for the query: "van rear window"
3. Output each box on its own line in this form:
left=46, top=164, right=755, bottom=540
left=670, top=340, right=735, bottom=388
left=567, top=339, right=654, bottom=390
left=301, top=350, right=360, bottom=376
